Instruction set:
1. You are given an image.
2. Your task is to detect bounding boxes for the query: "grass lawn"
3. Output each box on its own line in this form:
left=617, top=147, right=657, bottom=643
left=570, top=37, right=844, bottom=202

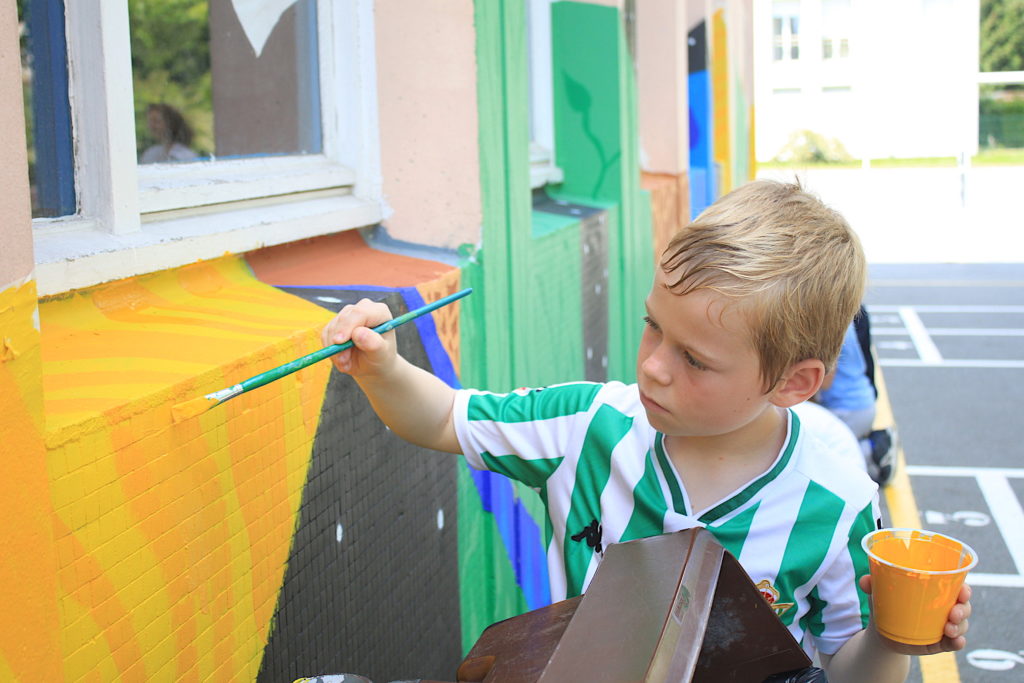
left=757, top=148, right=1024, bottom=170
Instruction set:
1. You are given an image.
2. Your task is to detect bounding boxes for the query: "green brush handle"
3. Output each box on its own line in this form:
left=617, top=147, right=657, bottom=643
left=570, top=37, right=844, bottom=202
left=218, top=288, right=472, bottom=400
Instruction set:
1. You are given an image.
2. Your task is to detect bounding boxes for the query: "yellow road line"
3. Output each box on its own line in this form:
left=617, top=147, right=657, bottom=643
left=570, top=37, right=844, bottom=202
left=874, top=370, right=961, bottom=683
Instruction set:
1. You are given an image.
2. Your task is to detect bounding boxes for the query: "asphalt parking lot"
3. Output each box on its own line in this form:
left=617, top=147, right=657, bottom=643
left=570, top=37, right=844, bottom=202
left=867, top=262, right=1024, bottom=683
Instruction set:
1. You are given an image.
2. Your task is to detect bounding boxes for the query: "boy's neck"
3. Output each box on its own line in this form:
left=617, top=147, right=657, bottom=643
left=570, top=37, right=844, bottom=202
left=663, top=406, right=790, bottom=511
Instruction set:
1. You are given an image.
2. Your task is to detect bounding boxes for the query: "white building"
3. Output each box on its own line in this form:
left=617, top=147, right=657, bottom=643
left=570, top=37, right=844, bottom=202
left=754, top=0, right=980, bottom=163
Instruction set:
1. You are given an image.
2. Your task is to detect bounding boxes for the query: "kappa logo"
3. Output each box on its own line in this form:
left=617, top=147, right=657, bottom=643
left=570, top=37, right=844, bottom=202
left=571, top=518, right=603, bottom=555
left=756, top=579, right=795, bottom=618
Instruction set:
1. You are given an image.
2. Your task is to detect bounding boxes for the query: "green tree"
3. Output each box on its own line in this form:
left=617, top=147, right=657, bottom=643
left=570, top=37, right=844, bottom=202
left=981, top=0, right=1024, bottom=72
left=128, top=0, right=213, bottom=156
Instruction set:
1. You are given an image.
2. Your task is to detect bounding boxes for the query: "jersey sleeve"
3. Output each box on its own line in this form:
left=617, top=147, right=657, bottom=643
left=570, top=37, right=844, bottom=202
left=453, top=382, right=605, bottom=488
left=802, top=496, right=880, bottom=656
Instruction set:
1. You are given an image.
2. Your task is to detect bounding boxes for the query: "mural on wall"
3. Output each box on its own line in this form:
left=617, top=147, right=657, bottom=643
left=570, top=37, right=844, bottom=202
left=256, top=287, right=463, bottom=682
left=32, top=257, right=333, bottom=680
left=4, top=245, right=475, bottom=681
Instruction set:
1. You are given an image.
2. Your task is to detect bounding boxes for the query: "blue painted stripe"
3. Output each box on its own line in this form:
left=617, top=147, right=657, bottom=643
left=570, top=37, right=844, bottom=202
left=469, top=468, right=551, bottom=609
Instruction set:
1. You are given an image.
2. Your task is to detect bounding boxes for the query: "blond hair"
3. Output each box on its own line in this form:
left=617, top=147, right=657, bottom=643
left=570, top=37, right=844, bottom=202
left=661, top=179, right=866, bottom=390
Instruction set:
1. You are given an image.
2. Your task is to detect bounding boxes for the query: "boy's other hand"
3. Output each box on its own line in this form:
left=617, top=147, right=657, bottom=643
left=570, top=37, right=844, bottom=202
left=321, top=298, right=397, bottom=377
left=859, top=575, right=973, bottom=655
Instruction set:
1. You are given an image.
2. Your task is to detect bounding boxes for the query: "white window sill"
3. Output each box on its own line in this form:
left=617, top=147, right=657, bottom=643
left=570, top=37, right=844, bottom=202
left=34, top=191, right=382, bottom=297
left=530, top=143, right=564, bottom=190
left=138, top=155, right=356, bottom=213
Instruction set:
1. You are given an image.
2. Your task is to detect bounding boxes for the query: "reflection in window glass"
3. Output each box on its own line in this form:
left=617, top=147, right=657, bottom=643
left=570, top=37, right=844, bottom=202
left=129, top=0, right=322, bottom=164
left=18, top=0, right=76, bottom=218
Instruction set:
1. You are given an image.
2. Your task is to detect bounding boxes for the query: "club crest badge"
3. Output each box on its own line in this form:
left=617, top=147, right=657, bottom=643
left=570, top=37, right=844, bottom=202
left=756, top=579, right=795, bottom=618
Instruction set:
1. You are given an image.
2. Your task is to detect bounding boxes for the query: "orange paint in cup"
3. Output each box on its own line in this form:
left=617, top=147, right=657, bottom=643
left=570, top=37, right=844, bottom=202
left=862, top=528, right=977, bottom=645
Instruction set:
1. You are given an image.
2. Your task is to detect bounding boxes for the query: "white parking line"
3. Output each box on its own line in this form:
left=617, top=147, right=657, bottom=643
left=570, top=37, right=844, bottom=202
left=874, top=327, right=1024, bottom=337
left=880, top=359, right=1024, bottom=368
left=898, top=307, right=943, bottom=363
left=871, top=305, right=1024, bottom=313
left=907, top=465, right=1024, bottom=588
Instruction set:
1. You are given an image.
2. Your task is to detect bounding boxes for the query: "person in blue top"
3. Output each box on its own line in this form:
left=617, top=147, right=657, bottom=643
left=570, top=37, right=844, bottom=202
left=816, top=310, right=896, bottom=485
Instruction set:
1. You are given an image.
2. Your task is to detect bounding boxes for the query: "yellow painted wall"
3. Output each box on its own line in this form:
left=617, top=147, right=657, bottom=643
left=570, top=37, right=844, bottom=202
left=2, top=256, right=334, bottom=680
left=712, top=6, right=732, bottom=194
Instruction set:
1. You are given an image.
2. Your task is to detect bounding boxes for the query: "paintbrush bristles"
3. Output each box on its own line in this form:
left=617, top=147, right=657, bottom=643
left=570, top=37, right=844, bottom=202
left=171, top=396, right=218, bottom=423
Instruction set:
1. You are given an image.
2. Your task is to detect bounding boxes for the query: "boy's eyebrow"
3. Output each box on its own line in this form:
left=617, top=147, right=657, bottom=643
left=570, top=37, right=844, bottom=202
left=645, top=300, right=721, bottom=364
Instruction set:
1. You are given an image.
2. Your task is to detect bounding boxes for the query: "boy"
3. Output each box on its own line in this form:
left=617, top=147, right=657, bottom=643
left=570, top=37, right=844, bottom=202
left=322, top=180, right=971, bottom=681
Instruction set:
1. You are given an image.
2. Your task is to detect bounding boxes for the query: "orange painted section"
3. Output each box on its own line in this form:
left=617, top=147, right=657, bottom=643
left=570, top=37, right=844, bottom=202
left=246, top=230, right=454, bottom=288
left=247, top=230, right=464, bottom=377
left=0, top=280, right=63, bottom=681
left=641, top=171, right=691, bottom=261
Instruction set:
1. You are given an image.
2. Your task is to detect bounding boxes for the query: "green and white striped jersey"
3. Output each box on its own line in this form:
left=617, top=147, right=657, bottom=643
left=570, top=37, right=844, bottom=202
left=453, top=381, right=880, bottom=658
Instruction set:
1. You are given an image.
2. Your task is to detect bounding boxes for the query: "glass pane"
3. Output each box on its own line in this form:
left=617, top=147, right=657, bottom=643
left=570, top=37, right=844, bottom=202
left=18, top=0, right=76, bottom=218
left=129, top=0, right=322, bottom=165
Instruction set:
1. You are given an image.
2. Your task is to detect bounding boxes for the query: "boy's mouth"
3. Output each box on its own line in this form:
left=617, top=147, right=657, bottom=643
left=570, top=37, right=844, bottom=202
left=638, top=389, right=668, bottom=414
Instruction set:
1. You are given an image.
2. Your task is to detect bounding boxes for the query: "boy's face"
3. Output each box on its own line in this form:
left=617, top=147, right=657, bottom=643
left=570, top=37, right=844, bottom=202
left=637, top=270, right=778, bottom=438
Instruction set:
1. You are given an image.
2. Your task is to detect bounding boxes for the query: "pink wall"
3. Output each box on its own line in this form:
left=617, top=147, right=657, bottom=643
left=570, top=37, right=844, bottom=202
left=637, top=0, right=690, bottom=175
left=0, top=2, right=34, bottom=288
left=375, top=0, right=481, bottom=250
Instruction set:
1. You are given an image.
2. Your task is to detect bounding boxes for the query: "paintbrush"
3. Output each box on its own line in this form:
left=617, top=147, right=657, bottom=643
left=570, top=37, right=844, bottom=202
left=172, top=287, right=472, bottom=422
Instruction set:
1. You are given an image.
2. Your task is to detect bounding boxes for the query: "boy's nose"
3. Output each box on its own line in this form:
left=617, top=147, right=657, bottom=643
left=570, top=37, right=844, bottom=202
left=639, top=347, right=671, bottom=386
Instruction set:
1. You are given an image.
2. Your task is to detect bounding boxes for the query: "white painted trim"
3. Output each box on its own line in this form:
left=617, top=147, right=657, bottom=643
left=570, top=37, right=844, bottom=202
left=329, top=0, right=384, bottom=204
left=529, top=142, right=564, bottom=190
left=138, top=155, right=356, bottom=213
left=65, top=0, right=141, bottom=235
left=35, top=193, right=382, bottom=296
left=528, top=0, right=556, bottom=157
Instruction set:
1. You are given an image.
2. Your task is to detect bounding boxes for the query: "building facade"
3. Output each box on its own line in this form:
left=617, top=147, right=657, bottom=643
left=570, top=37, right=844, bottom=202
left=754, top=0, right=979, bottom=163
left=1, top=1, right=753, bottom=680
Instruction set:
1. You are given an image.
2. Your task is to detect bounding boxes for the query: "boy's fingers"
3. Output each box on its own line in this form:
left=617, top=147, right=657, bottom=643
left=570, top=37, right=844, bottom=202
left=351, top=326, right=385, bottom=352
left=946, top=618, right=969, bottom=639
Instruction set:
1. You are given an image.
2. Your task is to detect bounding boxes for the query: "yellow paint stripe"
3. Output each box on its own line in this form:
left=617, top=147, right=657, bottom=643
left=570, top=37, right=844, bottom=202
left=874, top=370, right=961, bottom=683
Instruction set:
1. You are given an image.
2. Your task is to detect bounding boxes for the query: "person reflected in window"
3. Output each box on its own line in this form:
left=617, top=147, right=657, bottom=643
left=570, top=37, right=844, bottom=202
left=140, top=103, right=199, bottom=164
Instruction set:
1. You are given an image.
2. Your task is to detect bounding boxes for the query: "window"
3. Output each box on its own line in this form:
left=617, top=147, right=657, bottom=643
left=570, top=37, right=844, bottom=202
left=771, top=3, right=800, bottom=62
left=527, top=0, right=563, bottom=189
left=25, top=0, right=382, bottom=297
left=821, top=0, right=851, bottom=61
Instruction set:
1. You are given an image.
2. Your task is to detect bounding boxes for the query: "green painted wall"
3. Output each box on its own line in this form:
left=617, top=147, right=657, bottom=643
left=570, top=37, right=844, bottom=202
left=457, top=0, right=655, bottom=655
left=550, top=0, right=653, bottom=384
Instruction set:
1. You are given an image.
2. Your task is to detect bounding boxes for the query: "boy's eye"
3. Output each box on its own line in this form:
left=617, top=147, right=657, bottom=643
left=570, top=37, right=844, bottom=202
left=643, top=315, right=659, bottom=331
left=684, top=351, right=707, bottom=370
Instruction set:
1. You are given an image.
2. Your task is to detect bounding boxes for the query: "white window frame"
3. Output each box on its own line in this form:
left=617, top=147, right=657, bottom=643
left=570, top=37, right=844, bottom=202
left=527, top=0, right=563, bottom=190
left=32, top=0, right=382, bottom=297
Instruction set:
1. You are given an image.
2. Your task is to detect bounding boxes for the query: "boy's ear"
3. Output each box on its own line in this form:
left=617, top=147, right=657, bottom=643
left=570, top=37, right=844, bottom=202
left=769, top=359, right=826, bottom=408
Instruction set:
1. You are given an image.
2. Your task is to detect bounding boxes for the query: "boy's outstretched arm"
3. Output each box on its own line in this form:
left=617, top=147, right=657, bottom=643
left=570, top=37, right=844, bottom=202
left=321, top=298, right=461, bottom=454
left=821, top=578, right=972, bottom=683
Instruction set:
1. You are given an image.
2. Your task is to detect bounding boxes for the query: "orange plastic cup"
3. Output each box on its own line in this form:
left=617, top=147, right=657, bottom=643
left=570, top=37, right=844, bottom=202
left=862, top=528, right=977, bottom=645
